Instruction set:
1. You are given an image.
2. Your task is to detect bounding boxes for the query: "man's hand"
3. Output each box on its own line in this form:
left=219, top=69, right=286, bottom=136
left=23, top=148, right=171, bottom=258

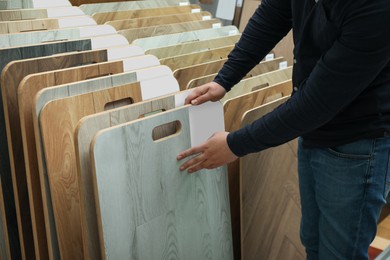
left=185, top=82, right=226, bottom=105
left=177, top=132, right=238, bottom=173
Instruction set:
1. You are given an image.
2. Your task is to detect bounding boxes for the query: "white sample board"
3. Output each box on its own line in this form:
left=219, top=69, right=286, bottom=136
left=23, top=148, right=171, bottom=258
left=91, top=102, right=233, bottom=259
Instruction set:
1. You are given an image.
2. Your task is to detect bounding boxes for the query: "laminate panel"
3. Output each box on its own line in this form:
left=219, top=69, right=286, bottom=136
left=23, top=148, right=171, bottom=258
left=240, top=97, right=305, bottom=259
left=0, top=16, right=96, bottom=34
left=0, top=38, right=93, bottom=260
left=0, top=7, right=83, bottom=21
left=5, top=0, right=71, bottom=9
left=107, top=12, right=210, bottom=31
left=0, top=181, right=10, bottom=260
left=133, top=26, right=240, bottom=51
left=221, top=66, right=293, bottom=102
left=33, top=67, right=178, bottom=260
left=70, top=0, right=132, bottom=6
left=222, top=81, right=292, bottom=260
left=90, top=103, right=233, bottom=259
left=187, top=57, right=285, bottom=89
left=9, top=45, right=141, bottom=260
left=161, top=45, right=231, bottom=72
left=75, top=89, right=189, bottom=260
left=0, top=25, right=115, bottom=49
left=119, top=19, right=221, bottom=43
left=93, top=4, right=200, bottom=24
left=146, top=34, right=240, bottom=59
left=175, top=57, right=284, bottom=91
left=80, top=0, right=189, bottom=15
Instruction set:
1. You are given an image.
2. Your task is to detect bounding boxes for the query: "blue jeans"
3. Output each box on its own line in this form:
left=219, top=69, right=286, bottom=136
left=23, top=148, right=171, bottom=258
left=298, top=136, right=390, bottom=260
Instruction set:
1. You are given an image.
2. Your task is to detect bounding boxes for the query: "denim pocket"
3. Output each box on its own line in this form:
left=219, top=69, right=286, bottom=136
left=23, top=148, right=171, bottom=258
left=325, top=139, right=374, bottom=160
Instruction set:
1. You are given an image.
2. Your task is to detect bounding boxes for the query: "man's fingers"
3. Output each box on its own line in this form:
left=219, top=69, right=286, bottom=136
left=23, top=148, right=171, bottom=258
left=179, top=153, right=205, bottom=172
left=176, top=146, right=203, bottom=160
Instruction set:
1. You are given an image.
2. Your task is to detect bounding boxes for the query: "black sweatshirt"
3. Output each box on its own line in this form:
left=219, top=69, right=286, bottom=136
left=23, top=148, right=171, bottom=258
left=214, top=0, right=390, bottom=157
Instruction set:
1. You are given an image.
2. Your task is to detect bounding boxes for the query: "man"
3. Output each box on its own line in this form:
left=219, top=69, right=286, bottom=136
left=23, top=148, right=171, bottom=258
left=176, top=0, right=390, bottom=258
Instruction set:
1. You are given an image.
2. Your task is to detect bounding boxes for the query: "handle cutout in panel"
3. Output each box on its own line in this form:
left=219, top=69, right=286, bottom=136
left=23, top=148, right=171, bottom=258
left=251, top=83, right=269, bottom=92
left=104, top=97, right=133, bottom=111
left=41, top=38, right=68, bottom=43
left=139, top=109, right=166, bottom=119
left=264, top=93, right=283, bottom=104
left=86, top=73, right=111, bottom=80
left=20, top=28, right=48, bottom=33
left=152, top=121, right=182, bottom=142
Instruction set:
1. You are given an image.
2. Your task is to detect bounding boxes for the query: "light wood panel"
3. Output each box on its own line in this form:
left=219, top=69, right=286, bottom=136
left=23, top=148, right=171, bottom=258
left=33, top=68, right=177, bottom=260
left=107, top=11, right=210, bottom=31
left=161, top=45, right=232, bottom=72
left=70, top=0, right=132, bottom=6
left=223, top=81, right=292, bottom=260
left=0, top=25, right=116, bottom=49
left=0, top=0, right=71, bottom=10
left=240, top=98, right=305, bottom=259
left=80, top=0, right=189, bottom=15
left=90, top=104, right=233, bottom=259
left=119, top=19, right=221, bottom=43
left=146, top=34, right=240, bottom=59
left=9, top=45, right=142, bottom=260
left=0, top=18, right=59, bottom=34
left=0, top=38, right=93, bottom=260
left=222, top=66, right=293, bottom=102
left=0, top=6, right=83, bottom=21
left=93, top=4, right=200, bottom=24
left=133, top=25, right=239, bottom=51
left=174, top=57, right=284, bottom=91
left=75, top=91, right=192, bottom=259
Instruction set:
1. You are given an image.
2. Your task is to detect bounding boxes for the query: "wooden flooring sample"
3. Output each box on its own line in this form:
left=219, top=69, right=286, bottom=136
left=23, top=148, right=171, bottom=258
left=0, top=25, right=117, bottom=49
left=175, top=57, right=284, bottom=91
left=133, top=26, right=239, bottom=51
left=6, top=45, right=140, bottom=260
left=75, top=90, right=190, bottom=259
left=161, top=45, right=232, bottom=72
left=0, top=38, right=94, bottom=260
left=0, top=6, right=83, bottom=21
left=80, top=0, right=188, bottom=15
left=107, top=12, right=210, bottom=31
left=34, top=68, right=178, bottom=260
left=93, top=5, right=200, bottom=24
left=240, top=98, right=305, bottom=260
left=146, top=34, right=240, bottom=59
left=119, top=19, right=221, bottom=43
left=90, top=103, right=233, bottom=259
left=221, top=66, right=293, bottom=102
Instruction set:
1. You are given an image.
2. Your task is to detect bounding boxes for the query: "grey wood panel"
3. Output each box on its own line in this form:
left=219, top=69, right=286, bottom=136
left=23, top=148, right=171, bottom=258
left=146, top=34, right=240, bottom=59
left=240, top=97, right=305, bottom=260
left=0, top=38, right=92, bottom=260
left=91, top=106, right=233, bottom=259
left=133, top=26, right=239, bottom=51
left=119, top=19, right=221, bottom=43
left=80, top=0, right=189, bottom=15
left=75, top=92, right=182, bottom=259
left=0, top=26, right=113, bottom=49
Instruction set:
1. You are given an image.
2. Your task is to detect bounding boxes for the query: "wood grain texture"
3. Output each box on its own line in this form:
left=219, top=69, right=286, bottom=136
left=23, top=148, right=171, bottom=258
left=133, top=26, right=239, bottom=51
left=146, top=34, right=240, bottom=59
left=93, top=4, right=200, bottom=24
left=187, top=57, right=285, bottom=89
left=160, top=45, right=232, bottom=72
left=0, top=18, right=59, bottom=34
left=222, top=81, right=292, bottom=260
left=0, top=181, right=10, bottom=260
left=221, top=66, right=293, bottom=102
left=0, top=38, right=92, bottom=260
left=107, top=12, right=210, bottom=31
left=90, top=106, right=233, bottom=259
left=70, top=0, right=132, bottom=6
left=9, top=48, right=108, bottom=260
left=174, top=57, right=284, bottom=91
left=240, top=98, right=305, bottom=260
left=80, top=0, right=188, bottom=15
left=75, top=92, right=182, bottom=260
left=0, top=9, right=47, bottom=21
left=119, top=19, right=221, bottom=43
left=37, top=79, right=142, bottom=260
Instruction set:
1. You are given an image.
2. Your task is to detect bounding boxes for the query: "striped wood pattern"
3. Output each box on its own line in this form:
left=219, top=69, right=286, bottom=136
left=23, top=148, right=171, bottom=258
left=240, top=98, right=305, bottom=259
left=0, top=9, right=47, bottom=21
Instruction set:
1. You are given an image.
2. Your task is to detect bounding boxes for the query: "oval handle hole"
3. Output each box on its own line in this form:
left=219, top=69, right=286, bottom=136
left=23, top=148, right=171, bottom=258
left=104, top=97, right=133, bottom=111
left=41, top=38, right=68, bottom=43
left=251, top=83, right=269, bottom=92
left=152, top=121, right=181, bottom=142
left=20, top=28, right=48, bottom=33
left=138, top=109, right=166, bottom=119
left=86, top=73, right=111, bottom=80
